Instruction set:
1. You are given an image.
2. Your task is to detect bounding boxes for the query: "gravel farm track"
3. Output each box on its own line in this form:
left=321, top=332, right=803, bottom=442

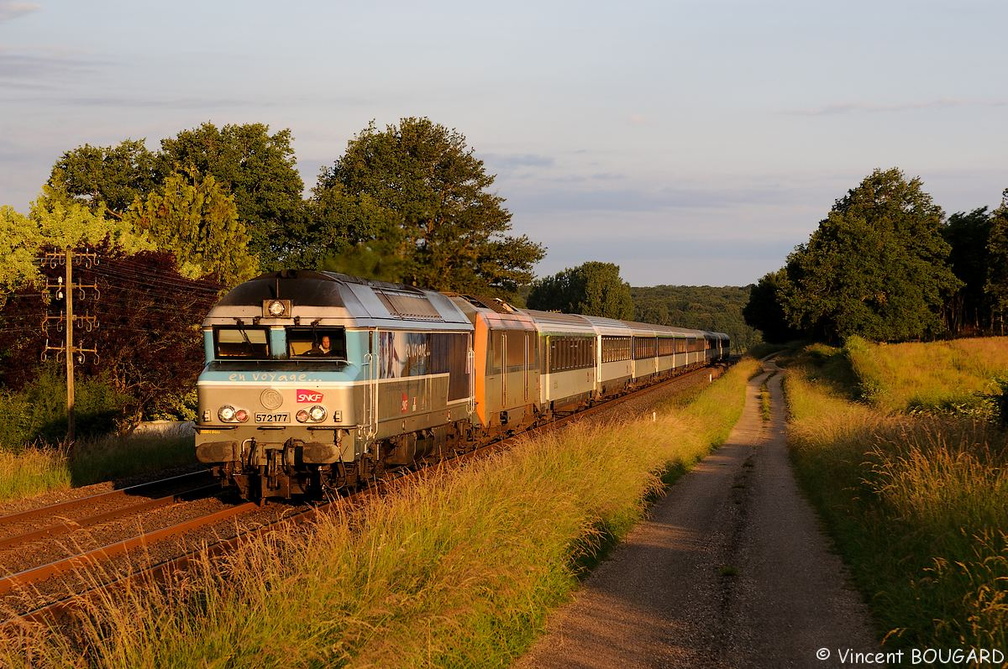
left=517, top=359, right=877, bottom=669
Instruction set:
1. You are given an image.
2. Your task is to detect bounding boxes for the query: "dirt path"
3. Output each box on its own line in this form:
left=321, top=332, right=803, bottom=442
left=516, top=361, right=877, bottom=668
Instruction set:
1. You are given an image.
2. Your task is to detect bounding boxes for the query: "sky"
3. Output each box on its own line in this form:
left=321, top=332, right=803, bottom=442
left=1, top=0, right=1005, bottom=287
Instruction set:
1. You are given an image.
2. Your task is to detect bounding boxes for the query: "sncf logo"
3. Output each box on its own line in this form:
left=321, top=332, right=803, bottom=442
left=296, top=390, right=324, bottom=403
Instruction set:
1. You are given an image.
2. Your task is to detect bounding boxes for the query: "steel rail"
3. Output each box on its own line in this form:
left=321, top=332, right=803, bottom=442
left=0, top=483, right=220, bottom=552
left=0, top=470, right=213, bottom=529
left=0, top=501, right=258, bottom=597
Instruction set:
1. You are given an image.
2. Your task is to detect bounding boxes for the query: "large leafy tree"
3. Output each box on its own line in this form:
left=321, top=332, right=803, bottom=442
left=780, top=168, right=960, bottom=343
left=123, top=170, right=258, bottom=286
left=158, top=122, right=306, bottom=264
left=0, top=245, right=222, bottom=423
left=48, top=139, right=160, bottom=216
left=986, top=190, right=1008, bottom=334
left=527, top=261, right=634, bottom=319
left=0, top=187, right=153, bottom=302
left=311, top=117, right=545, bottom=297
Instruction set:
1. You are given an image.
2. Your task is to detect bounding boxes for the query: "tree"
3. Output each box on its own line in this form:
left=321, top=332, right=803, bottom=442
left=47, top=139, right=159, bottom=216
left=986, top=190, right=1008, bottom=334
left=527, top=261, right=634, bottom=319
left=742, top=270, right=801, bottom=344
left=780, top=168, right=960, bottom=343
left=0, top=188, right=153, bottom=303
left=311, top=117, right=545, bottom=297
left=123, top=170, right=258, bottom=286
left=158, top=122, right=306, bottom=264
left=633, top=284, right=760, bottom=352
left=0, top=245, right=222, bottom=425
left=941, top=207, right=992, bottom=334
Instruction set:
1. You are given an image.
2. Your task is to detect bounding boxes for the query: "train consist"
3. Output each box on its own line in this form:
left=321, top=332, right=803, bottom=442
left=194, top=271, right=731, bottom=500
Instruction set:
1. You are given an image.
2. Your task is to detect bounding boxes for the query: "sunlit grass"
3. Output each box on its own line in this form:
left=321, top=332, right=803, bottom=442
left=0, top=445, right=72, bottom=501
left=845, top=336, right=1008, bottom=414
left=1, top=360, right=757, bottom=667
left=0, top=433, right=194, bottom=502
left=786, top=344, right=1007, bottom=649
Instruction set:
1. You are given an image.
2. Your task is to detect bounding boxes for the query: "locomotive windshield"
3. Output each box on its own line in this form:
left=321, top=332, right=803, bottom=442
left=214, top=326, right=270, bottom=359
left=287, top=327, right=347, bottom=360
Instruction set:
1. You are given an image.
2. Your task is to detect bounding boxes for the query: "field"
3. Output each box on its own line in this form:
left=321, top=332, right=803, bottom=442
left=786, top=337, right=1008, bottom=648
left=2, top=360, right=756, bottom=667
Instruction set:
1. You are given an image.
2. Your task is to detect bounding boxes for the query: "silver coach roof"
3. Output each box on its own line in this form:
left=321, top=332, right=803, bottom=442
left=521, top=308, right=598, bottom=336
left=203, top=271, right=471, bottom=330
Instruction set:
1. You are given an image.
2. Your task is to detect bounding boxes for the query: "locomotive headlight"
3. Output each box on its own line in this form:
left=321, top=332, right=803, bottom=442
left=296, top=405, right=328, bottom=423
left=218, top=405, right=248, bottom=423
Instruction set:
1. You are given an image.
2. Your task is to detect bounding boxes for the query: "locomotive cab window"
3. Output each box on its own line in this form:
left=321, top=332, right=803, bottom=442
left=214, top=326, right=270, bottom=359
left=287, top=328, right=347, bottom=359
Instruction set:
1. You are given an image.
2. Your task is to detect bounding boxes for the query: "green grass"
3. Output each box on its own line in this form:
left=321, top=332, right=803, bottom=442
left=1, top=360, right=757, bottom=667
left=786, top=344, right=1007, bottom=649
left=759, top=381, right=771, bottom=421
left=0, top=433, right=194, bottom=502
left=845, top=335, right=1008, bottom=415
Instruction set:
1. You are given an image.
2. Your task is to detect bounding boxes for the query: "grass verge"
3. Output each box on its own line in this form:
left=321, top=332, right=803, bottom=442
left=786, top=345, right=1007, bottom=649
left=2, top=360, right=756, bottom=668
left=0, top=433, right=194, bottom=503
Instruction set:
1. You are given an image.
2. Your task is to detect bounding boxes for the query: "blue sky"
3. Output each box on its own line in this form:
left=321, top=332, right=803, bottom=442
left=1, top=0, right=1005, bottom=287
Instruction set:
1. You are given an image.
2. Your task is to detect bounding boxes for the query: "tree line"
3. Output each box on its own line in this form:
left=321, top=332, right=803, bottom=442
left=5, top=117, right=544, bottom=300
left=743, top=168, right=1008, bottom=344
left=524, top=261, right=758, bottom=353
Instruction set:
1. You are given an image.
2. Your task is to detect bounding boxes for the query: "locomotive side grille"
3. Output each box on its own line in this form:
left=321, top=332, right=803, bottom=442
left=376, top=291, right=443, bottom=320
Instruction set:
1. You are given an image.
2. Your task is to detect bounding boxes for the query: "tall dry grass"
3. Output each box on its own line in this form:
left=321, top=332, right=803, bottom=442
left=845, top=335, right=1008, bottom=414
left=787, top=345, right=1007, bottom=649
left=1, top=360, right=756, bottom=668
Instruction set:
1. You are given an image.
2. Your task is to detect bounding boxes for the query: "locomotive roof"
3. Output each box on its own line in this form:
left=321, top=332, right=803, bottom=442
left=206, top=271, right=470, bottom=328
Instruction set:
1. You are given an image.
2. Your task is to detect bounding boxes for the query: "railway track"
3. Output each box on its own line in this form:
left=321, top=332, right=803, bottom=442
left=2, top=365, right=723, bottom=625
left=0, top=470, right=217, bottom=553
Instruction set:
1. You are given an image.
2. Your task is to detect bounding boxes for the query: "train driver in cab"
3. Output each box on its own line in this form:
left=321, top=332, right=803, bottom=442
left=309, top=335, right=333, bottom=356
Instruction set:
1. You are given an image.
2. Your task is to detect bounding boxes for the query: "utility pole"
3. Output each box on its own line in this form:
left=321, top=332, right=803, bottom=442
left=42, top=248, right=99, bottom=444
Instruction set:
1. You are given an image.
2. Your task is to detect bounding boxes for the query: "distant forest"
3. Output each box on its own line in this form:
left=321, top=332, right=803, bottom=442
left=631, top=285, right=759, bottom=354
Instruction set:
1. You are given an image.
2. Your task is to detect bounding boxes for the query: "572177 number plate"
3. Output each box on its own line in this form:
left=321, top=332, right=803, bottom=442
left=255, top=412, right=290, bottom=423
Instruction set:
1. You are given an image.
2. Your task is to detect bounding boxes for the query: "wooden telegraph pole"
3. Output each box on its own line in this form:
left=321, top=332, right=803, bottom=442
left=43, top=248, right=98, bottom=444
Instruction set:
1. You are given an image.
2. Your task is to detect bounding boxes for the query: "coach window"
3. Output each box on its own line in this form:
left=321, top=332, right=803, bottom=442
left=214, top=326, right=270, bottom=359
left=287, top=328, right=347, bottom=359
left=487, top=332, right=503, bottom=375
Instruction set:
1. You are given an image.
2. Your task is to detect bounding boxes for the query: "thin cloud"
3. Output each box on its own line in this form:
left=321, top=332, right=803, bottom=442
left=0, top=48, right=100, bottom=83
left=508, top=184, right=792, bottom=215
left=483, top=152, right=556, bottom=172
left=791, top=97, right=1007, bottom=116
left=0, top=1, right=39, bottom=22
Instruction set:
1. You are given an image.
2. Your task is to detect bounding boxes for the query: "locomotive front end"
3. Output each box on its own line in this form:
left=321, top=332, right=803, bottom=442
left=195, top=272, right=367, bottom=500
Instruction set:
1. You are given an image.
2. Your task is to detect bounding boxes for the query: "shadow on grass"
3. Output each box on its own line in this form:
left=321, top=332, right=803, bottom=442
left=568, top=460, right=693, bottom=580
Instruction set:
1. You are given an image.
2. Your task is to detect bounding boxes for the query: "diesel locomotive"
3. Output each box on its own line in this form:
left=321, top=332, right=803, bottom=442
left=194, top=271, right=730, bottom=501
